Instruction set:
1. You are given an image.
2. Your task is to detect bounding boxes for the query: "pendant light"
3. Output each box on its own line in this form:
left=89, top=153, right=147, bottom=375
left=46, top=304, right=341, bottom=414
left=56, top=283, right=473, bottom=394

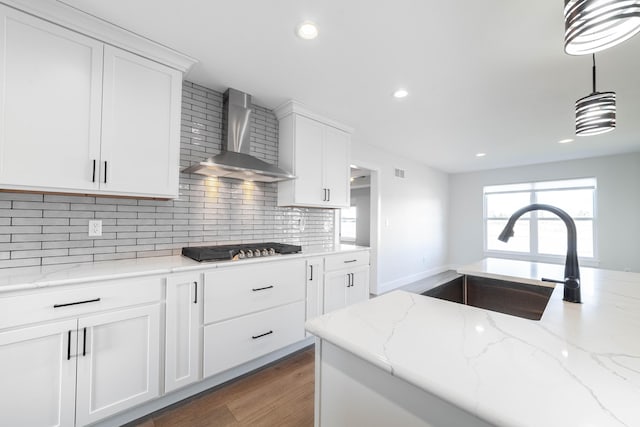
left=564, top=0, right=640, bottom=55
left=575, top=54, right=616, bottom=136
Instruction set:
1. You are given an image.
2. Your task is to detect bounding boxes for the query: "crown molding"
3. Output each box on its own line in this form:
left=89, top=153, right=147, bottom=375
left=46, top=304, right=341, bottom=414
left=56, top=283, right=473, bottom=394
left=273, top=100, right=354, bottom=134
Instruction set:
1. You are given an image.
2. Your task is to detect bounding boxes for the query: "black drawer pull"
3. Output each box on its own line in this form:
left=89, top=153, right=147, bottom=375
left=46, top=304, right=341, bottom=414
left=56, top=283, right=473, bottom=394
left=82, top=327, right=87, bottom=356
left=309, top=265, right=314, bottom=281
left=252, top=285, right=274, bottom=292
left=67, top=330, right=71, bottom=360
left=194, top=281, right=198, bottom=304
left=344, top=259, right=357, bottom=263
left=252, top=330, right=273, bottom=340
left=54, top=298, right=101, bottom=308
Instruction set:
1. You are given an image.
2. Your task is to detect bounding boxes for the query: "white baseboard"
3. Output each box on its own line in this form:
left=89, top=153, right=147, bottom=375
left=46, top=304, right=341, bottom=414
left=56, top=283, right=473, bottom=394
left=375, top=265, right=453, bottom=295
left=94, top=338, right=314, bottom=427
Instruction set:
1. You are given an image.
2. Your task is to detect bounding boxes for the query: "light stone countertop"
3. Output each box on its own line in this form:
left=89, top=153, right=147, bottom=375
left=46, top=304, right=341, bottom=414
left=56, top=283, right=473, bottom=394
left=306, top=258, right=640, bottom=427
left=0, top=244, right=369, bottom=294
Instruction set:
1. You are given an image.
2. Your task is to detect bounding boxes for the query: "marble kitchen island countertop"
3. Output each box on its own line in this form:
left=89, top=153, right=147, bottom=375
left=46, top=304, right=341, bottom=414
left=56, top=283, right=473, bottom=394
left=306, top=258, right=640, bottom=427
left=0, top=244, right=369, bottom=293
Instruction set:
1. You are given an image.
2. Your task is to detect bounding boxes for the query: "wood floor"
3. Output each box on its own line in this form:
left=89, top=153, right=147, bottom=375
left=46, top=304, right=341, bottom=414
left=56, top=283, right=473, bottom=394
left=131, top=346, right=315, bottom=427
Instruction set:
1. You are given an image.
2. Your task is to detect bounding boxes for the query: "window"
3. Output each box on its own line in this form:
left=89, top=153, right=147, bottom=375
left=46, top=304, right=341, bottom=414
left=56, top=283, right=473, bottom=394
left=484, top=178, right=596, bottom=261
left=340, top=206, right=357, bottom=243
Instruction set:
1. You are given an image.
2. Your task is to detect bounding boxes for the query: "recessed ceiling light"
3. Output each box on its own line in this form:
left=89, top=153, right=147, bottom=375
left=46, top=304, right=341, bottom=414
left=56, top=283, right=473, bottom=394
left=393, top=89, right=408, bottom=99
left=558, top=138, right=574, bottom=144
left=476, top=153, right=486, bottom=157
left=296, top=21, right=318, bottom=40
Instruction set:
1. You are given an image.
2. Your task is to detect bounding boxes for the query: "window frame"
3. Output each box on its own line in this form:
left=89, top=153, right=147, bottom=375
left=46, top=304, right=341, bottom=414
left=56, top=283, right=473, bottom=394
left=483, top=178, right=598, bottom=266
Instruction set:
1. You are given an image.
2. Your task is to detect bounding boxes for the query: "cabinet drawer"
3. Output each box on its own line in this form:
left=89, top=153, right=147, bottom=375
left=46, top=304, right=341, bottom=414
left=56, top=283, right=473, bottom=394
left=0, top=276, right=162, bottom=330
left=203, top=259, right=305, bottom=324
left=203, top=300, right=305, bottom=378
left=325, top=251, right=369, bottom=272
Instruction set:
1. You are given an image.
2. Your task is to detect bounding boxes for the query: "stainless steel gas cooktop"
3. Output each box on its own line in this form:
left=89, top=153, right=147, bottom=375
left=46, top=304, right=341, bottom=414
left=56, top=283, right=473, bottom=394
left=181, top=242, right=302, bottom=262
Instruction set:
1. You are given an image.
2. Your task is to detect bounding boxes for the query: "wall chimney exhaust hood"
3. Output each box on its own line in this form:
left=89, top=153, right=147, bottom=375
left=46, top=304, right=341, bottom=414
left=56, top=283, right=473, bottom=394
left=182, top=88, right=295, bottom=182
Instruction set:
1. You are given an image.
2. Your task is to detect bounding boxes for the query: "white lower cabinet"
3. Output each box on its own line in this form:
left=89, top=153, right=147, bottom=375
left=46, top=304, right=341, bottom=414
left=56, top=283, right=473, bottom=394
left=0, top=319, right=77, bottom=427
left=323, top=251, right=370, bottom=314
left=203, top=301, right=305, bottom=377
left=324, top=266, right=370, bottom=314
left=165, top=273, right=202, bottom=393
left=0, top=277, right=162, bottom=427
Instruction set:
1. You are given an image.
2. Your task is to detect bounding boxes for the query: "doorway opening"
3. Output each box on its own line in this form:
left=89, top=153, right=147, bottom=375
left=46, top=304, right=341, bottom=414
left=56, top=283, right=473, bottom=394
left=337, top=164, right=379, bottom=293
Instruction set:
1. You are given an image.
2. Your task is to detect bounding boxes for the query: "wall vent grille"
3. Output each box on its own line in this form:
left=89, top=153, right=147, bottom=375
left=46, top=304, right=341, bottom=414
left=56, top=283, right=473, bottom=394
left=394, top=168, right=405, bottom=178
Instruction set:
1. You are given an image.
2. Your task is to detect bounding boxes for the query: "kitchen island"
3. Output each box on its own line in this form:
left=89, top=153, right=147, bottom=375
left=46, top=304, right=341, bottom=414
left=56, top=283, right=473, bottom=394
left=306, top=258, right=640, bottom=427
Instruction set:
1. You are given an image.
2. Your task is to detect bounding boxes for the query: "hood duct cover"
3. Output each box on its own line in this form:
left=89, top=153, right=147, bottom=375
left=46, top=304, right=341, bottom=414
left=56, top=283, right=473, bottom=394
left=182, top=88, right=295, bottom=182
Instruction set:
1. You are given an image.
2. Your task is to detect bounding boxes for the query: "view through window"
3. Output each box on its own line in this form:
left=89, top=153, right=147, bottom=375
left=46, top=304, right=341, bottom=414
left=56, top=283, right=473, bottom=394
left=484, top=178, right=596, bottom=260
left=340, top=206, right=357, bottom=243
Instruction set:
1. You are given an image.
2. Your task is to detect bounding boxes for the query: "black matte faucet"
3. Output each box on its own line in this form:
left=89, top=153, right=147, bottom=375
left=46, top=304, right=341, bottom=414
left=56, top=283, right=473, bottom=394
left=497, top=204, right=581, bottom=303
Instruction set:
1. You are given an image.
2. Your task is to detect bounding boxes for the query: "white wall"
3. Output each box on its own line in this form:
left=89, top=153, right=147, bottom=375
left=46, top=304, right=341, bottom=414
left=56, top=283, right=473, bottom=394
left=351, top=187, right=371, bottom=247
left=448, top=153, right=640, bottom=272
left=351, top=141, right=449, bottom=294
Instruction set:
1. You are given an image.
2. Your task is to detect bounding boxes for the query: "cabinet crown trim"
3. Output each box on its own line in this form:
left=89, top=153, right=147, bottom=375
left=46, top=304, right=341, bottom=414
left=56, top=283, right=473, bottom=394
left=273, top=100, right=354, bottom=134
left=1, top=0, right=197, bottom=73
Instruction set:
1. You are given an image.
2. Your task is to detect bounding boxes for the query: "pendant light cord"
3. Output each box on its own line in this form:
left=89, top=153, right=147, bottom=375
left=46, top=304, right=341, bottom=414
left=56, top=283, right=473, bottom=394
left=592, top=54, right=597, bottom=94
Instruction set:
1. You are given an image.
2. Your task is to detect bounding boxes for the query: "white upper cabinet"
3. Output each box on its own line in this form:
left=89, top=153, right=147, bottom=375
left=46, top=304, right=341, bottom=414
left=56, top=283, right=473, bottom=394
left=100, top=46, right=181, bottom=198
left=275, top=101, right=352, bottom=208
left=0, top=6, right=103, bottom=193
left=0, top=3, right=193, bottom=199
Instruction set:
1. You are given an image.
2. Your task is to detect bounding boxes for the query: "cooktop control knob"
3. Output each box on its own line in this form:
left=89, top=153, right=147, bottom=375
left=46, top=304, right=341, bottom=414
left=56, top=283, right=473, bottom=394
left=261, top=249, right=269, bottom=256
left=245, top=250, right=253, bottom=258
left=268, top=248, right=276, bottom=256
left=238, top=250, right=245, bottom=259
left=254, top=249, right=261, bottom=257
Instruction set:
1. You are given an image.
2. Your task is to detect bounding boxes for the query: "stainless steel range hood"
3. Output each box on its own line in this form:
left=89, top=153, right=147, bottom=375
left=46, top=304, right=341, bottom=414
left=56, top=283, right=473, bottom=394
left=182, top=88, right=295, bottom=182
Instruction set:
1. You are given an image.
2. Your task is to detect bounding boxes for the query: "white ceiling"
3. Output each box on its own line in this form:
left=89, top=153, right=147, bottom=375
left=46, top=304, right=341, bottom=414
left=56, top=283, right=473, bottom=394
left=59, top=0, right=640, bottom=173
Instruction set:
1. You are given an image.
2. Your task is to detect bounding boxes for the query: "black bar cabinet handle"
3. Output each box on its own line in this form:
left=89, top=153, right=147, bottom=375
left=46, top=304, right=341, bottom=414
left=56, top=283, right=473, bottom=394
left=346, top=274, right=351, bottom=288
left=328, top=188, right=331, bottom=201
left=344, top=259, right=357, bottom=264
left=54, top=298, right=101, bottom=308
left=252, top=285, right=274, bottom=292
left=103, top=161, right=108, bottom=183
left=309, top=265, right=314, bottom=281
left=194, top=281, right=198, bottom=304
left=92, top=159, right=96, bottom=183
left=82, top=327, right=87, bottom=356
left=252, top=330, right=273, bottom=339
left=67, top=330, right=71, bottom=360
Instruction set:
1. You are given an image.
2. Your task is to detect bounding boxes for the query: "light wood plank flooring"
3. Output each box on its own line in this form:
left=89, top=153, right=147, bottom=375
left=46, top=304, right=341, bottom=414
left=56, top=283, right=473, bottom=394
left=130, top=346, right=315, bottom=427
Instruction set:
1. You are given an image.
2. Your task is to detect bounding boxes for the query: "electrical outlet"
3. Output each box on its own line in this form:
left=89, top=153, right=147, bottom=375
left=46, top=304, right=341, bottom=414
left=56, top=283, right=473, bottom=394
left=88, top=220, right=102, bottom=237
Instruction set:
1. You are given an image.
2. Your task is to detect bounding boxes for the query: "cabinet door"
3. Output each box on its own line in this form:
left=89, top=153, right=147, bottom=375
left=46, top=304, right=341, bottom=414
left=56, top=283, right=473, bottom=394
left=293, top=115, right=325, bottom=205
left=0, top=319, right=77, bottom=427
left=100, top=45, right=181, bottom=198
left=323, top=126, right=351, bottom=208
left=75, top=304, right=161, bottom=426
left=165, top=273, right=202, bottom=393
left=306, top=257, right=324, bottom=336
left=347, top=267, right=370, bottom=306
left=323, top=271, right=349, bottom=314
left=0, top=5, right=103, bottom=193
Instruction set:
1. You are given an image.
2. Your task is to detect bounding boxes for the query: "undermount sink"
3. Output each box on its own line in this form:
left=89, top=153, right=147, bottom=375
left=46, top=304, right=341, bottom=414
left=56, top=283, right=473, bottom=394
left=421, top=275, right=554, bottom=320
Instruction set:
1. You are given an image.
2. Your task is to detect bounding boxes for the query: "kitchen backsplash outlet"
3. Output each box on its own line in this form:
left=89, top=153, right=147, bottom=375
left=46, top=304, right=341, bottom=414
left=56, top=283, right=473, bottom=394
left=0, top=81, right=335, bottom=268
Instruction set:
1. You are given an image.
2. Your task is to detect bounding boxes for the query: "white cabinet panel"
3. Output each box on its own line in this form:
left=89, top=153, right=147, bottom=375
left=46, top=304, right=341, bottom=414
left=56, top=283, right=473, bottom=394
left=0, top=5, right=103, bottom=192
left=322, top=126, right=351, bottom=207
left=165, top=273, right=202, bottom=393
left=75, top=304, right=161, bottom=426
left=203, top=301, right=305, bottom=378
left=0, top=319, right=77, bottom=427
left=100, top=45, right=181, bottom=198
left=204, top=259, right=306, bottom=323
left=292, top=115, right=324, bottom=205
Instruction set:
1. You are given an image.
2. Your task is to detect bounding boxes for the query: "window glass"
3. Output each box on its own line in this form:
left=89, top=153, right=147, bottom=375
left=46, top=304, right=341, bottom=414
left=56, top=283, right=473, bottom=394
left=536, top=189, right=594, bottom=218
left=340, top=207, right=357, bottom=242
left=486, top=193, right=531, bottom=218
left=538, top=219, right=594, bottom=257
left=487, top=220, right=530, bottom=252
